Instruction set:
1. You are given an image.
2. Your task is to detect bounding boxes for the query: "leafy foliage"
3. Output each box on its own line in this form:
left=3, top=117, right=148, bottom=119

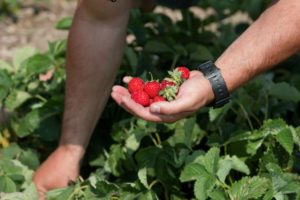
left=1, top=1, right=300, bottom=199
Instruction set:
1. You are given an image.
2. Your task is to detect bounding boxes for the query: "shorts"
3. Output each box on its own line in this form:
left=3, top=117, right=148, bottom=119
left=155, top=0, right=200, bottom=9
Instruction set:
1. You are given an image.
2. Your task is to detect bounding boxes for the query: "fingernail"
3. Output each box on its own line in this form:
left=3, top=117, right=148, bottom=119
left=150, top=105, right=160, bottom=113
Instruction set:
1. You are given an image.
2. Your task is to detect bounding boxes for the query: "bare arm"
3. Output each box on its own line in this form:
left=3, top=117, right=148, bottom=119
left=34, top=0, right=132, bottom=197
left=216, top=0, right=300, bottom=92
left=60, top=0, right=131, bottom=154
left=112, top=0, right=300, bottom=122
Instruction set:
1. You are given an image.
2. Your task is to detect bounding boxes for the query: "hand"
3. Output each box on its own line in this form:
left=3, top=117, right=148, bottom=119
left=111, top=71, right=214, bottom=123
left=33, top=145, right=83, bottom=200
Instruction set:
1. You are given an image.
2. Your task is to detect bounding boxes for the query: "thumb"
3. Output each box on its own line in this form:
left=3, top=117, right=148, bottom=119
left=150, top=98, right=193, bottom=115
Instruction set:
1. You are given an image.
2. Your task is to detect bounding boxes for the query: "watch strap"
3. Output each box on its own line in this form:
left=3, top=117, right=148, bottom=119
left=198, top=61, right=230, bottom=108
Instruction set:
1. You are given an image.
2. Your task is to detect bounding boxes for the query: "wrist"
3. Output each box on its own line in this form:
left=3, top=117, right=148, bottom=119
left=193, top=71, right=215, bottom=106
left=201, top=75, right=215, bottom=106
left=197, top=61, right=231, bottom=108
left=57, top=144, right=86, bottom=162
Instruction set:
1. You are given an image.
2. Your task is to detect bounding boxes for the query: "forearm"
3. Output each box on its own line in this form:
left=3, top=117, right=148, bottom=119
left=216, top=0, right=300, bottom=92
left=59, top=0, right=131, bottom=157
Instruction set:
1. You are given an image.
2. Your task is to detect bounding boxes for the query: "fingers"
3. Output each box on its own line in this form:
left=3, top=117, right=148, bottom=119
left=33, top=176, right=47, bottom=200
left=150, top=97, right=195, bottom=115
left=121, top=97, right=192, bottom=123
left=112, top=91, right=193, bottom=123
left=123, top=76, right=132, bottom=84
left=38, top=189, right=46, bottom=200
left=189, top=70, right=203, bottom=78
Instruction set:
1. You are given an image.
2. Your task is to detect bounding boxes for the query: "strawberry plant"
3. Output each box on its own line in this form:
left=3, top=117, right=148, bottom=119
left=1, top=1, right=300, bottom=199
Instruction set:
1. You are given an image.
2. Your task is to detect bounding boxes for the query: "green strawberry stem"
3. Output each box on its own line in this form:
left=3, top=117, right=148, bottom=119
left=171, top=54, right=179, bottom=70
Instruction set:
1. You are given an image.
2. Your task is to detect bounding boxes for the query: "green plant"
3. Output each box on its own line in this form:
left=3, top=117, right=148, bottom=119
left=1, top=1, right=300, bottom=199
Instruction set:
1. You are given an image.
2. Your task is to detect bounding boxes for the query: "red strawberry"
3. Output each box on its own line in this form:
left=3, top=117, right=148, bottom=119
left=176, top=66, right=190, bottom=80
left=153, top=96, right=166, bottom=102
left=131, top=91, right=150, bottom=107
left=144, top=81, right=161, bottom=98
left=161, top=79, right=176, bottom=90
left=149, top=98, right=154, bottom=104
left=128, top=78, right=144, bottom=94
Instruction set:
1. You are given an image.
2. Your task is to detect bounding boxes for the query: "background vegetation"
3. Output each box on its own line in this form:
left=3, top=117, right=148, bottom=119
left=1, top=0, right=300, bottom=199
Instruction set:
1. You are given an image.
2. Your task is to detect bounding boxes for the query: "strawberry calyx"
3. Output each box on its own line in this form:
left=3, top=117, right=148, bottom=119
left=159, top=85, right=178, bottom=102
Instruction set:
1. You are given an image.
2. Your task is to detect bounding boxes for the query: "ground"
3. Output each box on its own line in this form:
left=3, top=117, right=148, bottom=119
left=0, top=0, right=76, bottom=62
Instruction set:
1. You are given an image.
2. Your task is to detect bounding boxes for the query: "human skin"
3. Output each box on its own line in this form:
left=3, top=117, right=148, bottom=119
left=33, top=0, right=132, bottom=199
left=112, top=0, right=300, bottom=122
left=34, top=0, right=300, bottom=198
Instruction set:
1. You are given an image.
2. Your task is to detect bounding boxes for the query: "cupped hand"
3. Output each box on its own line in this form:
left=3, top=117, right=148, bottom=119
left=33, top=145, right=82, bottom=200
left=111, top=71, right=214, bottom=123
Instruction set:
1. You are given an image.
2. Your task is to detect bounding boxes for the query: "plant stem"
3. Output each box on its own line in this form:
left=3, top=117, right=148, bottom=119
left=35, top=94, right=47, bottom=102
left=149, top=134, right=159, bottom=147
left=171, top=54, right=179, bottom=70
left=237, top=101, right=254, bottom=131
left=149, top=179, right=159, bottom=189
left=154, top=132, right=162, bottom=146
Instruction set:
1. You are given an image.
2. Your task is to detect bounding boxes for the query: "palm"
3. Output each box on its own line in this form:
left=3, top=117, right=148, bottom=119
left=111, top=71, right=212, bottom=123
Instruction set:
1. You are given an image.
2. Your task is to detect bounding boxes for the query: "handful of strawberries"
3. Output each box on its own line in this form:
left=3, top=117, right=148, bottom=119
left=127, top=66, right=190, bottom=107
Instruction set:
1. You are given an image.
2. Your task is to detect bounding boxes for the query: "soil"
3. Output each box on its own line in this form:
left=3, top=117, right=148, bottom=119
left=0, top=0, right=76, bottom=62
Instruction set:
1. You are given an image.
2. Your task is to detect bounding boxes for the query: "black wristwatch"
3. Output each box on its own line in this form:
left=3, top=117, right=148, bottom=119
left=198, top=61, right=230, bottom=108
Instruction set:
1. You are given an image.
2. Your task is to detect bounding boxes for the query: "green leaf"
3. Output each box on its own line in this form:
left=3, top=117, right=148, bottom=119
left=46, top=187, right=74, bottom=200
left=187, top=44, right=213, bottom=61
left=11, top=110, right=40, bottom=138
left=253, top=119, right=287, bottom=139
left=290, top=127, right=300, bottom=147
left=246, top=139, right=264, bottom=155
left=275, top=128, right=294, bottom=155
left=107, top=144, right=126, bottom=176
left=203, top=147, right=220, bottom=174
left=217, top=155, right=250, bottom=183
left=135, top=147, right=161, bottom=168
left=0, top=60, right=13, bottom=72
left=56, top=17, right=73, bottom=30
left=124, top=46, right=138, bottom=68
left=180, top=163, right=209, bottom=182
left=12, top=47, right=37, bottom=71
left=144, top=40, right=173, bottom=53
left=194, top=176, right=216, bottom=200
left=0, top=70, right=13, bottom=101
left=139, top=190, right=159, bottom=200
left=138, top=167, right=149, bottom=189
left=24, top=54, right=52, bottom=76
left=0, top=176, right=17, bottom=193
left=208, top=188, right=228, bottom=200
left=229, top=176, right=270, bottom=199
left=225, top=131, right=252, bottom=144
left=125, top=129, right=148, bottom=152
left=5, top=90, right=31, bottom=111
left=19, top=149, right=40, bottom=170
left=37, top=117, right=60, bottom=142
left=48, top=40, right=67, bottom=57
left=209, top=107, right=227, bottom=122
left=268, top=82, right=300, bottom=103
left=167, top=118, right=205, bottom=148
left=0, top=183, right=38, bottom=200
